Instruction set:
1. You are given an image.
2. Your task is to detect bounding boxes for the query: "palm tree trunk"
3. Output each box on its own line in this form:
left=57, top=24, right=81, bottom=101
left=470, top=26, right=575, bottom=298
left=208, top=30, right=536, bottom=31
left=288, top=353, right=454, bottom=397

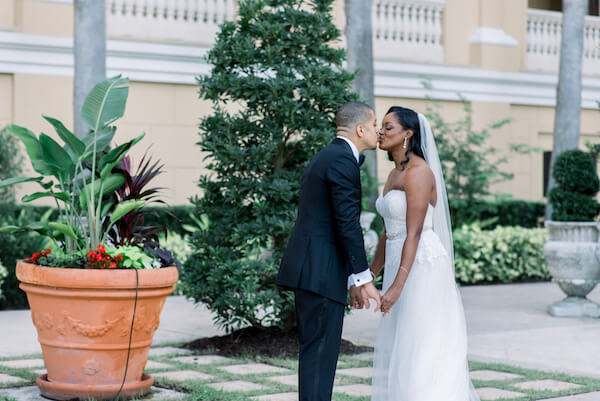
left=345, top=0, right=378, bottom=210
left=545, top=0, right=587, bottom=220
left=74, top=0, right=106, bottom=138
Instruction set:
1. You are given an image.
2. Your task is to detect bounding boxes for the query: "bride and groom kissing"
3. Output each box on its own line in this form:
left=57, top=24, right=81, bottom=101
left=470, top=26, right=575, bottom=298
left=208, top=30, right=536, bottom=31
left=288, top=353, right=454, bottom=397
left=277, top=102, right=480, bottom=401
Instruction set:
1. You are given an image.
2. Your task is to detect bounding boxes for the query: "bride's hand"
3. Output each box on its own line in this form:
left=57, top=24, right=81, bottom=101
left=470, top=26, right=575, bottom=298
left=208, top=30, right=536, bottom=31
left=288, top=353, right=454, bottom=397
left=380, top=285, right=403, bottom=316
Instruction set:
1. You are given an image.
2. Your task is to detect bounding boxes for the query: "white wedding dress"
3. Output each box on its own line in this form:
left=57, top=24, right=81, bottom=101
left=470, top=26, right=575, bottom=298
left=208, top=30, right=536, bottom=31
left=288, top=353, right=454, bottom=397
left=371, top=189, right=479, bottom=401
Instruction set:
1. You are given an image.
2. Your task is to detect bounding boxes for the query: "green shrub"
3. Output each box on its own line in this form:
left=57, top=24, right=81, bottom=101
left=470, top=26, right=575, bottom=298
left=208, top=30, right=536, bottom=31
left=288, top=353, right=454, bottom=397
left=449, top=198, right=545, bottom=229
left=0, top=127, right=23, bottom=202
left=0, top=259, right=7, bottom=303
left=549, top=149, right=600, bottom=221
left=0, top=203, right=51, bottom=309
left=453, top=224, right=549, bottom=285
left=144, top=205, right=195, bottom=235
left=182, top=0, right=357, bottom=332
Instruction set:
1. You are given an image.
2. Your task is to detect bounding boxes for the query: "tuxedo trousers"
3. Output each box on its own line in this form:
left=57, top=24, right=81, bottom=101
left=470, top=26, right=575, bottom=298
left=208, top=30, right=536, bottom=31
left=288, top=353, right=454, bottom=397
left=294, top=288, right=345, bottom=401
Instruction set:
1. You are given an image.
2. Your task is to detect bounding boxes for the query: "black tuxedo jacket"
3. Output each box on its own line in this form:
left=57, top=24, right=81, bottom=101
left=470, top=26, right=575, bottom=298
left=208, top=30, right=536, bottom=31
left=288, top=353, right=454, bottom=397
left=277, top=138, right=369, bottom=304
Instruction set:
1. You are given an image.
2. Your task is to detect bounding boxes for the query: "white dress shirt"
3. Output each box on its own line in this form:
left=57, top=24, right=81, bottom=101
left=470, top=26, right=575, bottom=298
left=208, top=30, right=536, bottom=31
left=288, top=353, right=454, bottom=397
left=336, top=136, right=373, bottom=289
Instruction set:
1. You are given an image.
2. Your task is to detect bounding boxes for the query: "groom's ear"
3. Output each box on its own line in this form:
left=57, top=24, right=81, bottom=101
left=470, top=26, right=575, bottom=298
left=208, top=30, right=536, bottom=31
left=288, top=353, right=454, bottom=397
left=355, top=123, right=365, bottom=138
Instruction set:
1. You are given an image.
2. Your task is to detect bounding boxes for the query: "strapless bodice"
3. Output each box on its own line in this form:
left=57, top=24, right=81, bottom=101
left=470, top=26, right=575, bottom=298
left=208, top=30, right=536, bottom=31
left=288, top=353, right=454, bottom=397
left=375, top=190, right=434, bottom=240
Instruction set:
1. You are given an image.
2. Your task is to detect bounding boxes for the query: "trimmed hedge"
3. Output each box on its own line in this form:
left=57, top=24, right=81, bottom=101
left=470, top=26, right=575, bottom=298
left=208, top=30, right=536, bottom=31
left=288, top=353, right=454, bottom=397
left=549, top=149, right=600, bottom=221
left=449, top=198, right=545, bottom=229
left=453, top=223, right=549, bottom=285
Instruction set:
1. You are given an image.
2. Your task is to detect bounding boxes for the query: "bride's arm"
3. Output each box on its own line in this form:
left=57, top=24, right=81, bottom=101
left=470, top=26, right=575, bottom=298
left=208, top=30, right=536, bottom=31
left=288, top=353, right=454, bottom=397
left=369, top=229, right=387, bottom=278
left=381, top=166, right=434, bottom=315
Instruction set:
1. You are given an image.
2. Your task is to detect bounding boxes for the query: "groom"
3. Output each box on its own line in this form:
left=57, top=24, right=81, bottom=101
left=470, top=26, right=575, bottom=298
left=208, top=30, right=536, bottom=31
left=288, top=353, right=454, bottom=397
left=277, top=102, right=381, bottom=401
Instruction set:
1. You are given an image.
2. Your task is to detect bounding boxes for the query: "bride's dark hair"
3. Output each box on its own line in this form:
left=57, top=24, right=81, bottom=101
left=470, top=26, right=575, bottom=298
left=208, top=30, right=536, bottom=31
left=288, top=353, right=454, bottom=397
left=385, top=106, right=425, bottom=169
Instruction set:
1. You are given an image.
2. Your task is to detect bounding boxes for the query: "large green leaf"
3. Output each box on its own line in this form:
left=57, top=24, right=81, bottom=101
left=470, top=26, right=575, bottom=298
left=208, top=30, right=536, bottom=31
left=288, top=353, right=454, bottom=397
left=3, top=125, right=58, bottom=176
left=110, top=199, right=145, bottom=224
left=81, top=75, right=129, bottom=133
left=21, top=191, right=70, bottom=203
left=83, top=126, right=116, bottom=154
left=101, top=173, right=127, bottom=195
left=0, top=176, right=43, bottom=189
left=39, top=134, right=74, bottom=173
left=79, top=173, right=126, bottom=208
left=99, top=133, right=146, bottom=179
left=43, top=116, right=85, bottom=157
left=48, top=222, right=77, bottom=241
left=4, top=125, right=42, bottom=160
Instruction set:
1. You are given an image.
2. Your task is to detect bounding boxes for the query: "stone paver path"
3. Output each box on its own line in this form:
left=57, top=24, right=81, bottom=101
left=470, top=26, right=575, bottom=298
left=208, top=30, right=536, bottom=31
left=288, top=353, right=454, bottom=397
left=0, top=385, right=185, bottom=401
left=207, top=380, right=267, bottom=392
left=1, top=347, right=600, bottom=401
left=154, top=370, right=214, bottom=381
left=252, top=393, right=298, bottom=401
left=220, top=363, right=290, bottom=375
left=470, top=369, right=524, bottom=381
left=173, top=354, right=230, bottom=365
left=145, top=360, right=174, bottom=370
left=514, top=379, right=583, bottom=391
left=0, top=373, right=26, bottom=384
left=0, top=358, right=44, bottom=369
left=477, top=387, right=526, bottom=400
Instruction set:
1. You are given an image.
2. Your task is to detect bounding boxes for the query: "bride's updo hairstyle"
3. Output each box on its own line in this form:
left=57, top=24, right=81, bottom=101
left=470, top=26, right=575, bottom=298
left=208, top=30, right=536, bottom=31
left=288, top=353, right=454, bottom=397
left=385, top=106, right=425, bottom=169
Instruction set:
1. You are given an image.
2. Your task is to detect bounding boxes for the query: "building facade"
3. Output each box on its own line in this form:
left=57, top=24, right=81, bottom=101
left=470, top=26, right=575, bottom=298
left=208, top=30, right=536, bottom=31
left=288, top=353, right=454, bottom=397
left=0, top=0, right=599, bottom=204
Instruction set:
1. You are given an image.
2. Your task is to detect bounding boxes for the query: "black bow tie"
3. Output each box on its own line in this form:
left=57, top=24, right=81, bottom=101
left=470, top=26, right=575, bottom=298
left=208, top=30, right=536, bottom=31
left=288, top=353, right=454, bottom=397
left=358, top=154, right=365, bottom=167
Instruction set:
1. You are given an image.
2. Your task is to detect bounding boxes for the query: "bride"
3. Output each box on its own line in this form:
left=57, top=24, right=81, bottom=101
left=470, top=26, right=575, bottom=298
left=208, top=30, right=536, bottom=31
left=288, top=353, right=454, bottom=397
left=367, top=106, right=479, bottom=401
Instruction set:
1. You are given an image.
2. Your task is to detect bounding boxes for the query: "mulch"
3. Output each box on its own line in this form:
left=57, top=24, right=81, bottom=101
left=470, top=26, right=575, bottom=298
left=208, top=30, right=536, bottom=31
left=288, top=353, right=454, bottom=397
left=183, top=326, right=372, bottom=359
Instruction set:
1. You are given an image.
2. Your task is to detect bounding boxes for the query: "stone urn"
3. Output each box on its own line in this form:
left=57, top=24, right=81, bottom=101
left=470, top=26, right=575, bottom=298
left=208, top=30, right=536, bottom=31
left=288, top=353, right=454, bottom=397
left=543, top=221, right=600, bottom=317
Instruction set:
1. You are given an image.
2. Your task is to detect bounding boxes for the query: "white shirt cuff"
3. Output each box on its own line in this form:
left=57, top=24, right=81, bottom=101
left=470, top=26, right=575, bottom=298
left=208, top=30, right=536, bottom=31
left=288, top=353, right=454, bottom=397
left=347, top=268, right=373, bottom=289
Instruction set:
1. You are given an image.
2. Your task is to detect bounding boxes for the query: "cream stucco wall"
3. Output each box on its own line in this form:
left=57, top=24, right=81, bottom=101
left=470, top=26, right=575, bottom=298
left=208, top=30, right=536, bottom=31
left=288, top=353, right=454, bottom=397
left=14, top=0, right=73, bottom=37
left=7, top=74, right=211, bottom=205
left=1, top=0, right=599, bottom=207
left=374, top=97, right=600, bottom=202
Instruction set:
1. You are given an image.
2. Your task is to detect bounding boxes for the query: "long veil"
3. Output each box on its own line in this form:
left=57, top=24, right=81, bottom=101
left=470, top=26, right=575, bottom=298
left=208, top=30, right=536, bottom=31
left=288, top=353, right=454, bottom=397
left=418, top=112, right=480, bottom=401
left=417, top=113, right=454, bottom=276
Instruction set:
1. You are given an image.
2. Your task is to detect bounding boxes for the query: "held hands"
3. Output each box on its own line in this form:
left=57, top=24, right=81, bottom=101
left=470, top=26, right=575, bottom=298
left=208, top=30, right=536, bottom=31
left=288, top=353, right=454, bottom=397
left=380, top=284, right=403, bottom=317
left=350, top=285, right=364, bottom=309
left=360, top=282, right=381, bottom=312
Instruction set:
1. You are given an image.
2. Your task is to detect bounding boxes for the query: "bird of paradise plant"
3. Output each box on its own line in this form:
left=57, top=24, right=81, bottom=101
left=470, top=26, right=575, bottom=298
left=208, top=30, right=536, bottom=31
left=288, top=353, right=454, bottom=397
left=0, top=75, right=165, bottom=268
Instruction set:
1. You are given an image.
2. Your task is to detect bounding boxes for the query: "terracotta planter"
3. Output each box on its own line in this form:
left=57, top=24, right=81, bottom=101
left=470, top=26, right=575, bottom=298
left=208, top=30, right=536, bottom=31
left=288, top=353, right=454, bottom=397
left=16, top=261, right=179, bottom=401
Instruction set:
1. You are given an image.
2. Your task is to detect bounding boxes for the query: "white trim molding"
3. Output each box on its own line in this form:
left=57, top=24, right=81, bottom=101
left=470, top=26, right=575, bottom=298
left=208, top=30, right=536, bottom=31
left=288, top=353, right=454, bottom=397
left=0, top=32, right=209, bottom=84
left=1, top=32, right=599, bottom=109
left=469, top=27, right=519, bottom=47
left=375, top=61, right=600, bottom=109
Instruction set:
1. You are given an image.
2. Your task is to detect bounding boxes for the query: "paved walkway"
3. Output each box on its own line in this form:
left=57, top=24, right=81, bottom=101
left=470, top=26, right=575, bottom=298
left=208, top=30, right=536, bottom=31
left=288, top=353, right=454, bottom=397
left=1, top=281, right=600, bottom=400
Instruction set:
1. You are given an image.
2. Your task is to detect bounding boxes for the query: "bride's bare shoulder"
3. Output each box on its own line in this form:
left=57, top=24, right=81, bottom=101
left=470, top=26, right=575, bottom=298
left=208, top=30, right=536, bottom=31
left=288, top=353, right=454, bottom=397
left=406, top=160, right=434, bottom=185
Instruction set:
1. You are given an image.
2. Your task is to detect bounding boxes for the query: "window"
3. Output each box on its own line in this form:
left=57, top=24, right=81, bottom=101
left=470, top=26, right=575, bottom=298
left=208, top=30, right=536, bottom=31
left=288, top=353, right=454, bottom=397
left=543, top=151, right=552, bottom=197
left=590, top=0, right=600, bottom=16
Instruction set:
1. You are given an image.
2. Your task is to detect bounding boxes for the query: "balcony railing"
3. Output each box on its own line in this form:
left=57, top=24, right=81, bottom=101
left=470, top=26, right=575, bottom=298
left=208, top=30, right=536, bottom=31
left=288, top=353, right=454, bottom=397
left=372, top=0, right=445, bottom=64
left=106, top=0, right=236, bottom=46
left=527, top=8, right=600, bottom=76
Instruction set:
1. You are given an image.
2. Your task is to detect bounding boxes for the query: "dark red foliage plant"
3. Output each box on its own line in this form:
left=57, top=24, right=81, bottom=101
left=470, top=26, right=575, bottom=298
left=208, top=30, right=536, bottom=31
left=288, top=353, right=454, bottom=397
left=107, top=149, right=170, bottom=246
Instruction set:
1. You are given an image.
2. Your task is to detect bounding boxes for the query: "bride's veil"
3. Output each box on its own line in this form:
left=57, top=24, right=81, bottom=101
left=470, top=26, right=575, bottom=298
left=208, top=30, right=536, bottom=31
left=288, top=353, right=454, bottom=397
left=417, top=113, right=454, bottom=276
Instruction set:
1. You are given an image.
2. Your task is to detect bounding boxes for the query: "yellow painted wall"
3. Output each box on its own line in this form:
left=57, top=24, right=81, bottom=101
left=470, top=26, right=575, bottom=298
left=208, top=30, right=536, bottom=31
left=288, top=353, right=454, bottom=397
left=14, top=0, right=73, bottom=37
left=8, top=75, right=211, bottom=206
left=374, top=97, right=600, bottom=202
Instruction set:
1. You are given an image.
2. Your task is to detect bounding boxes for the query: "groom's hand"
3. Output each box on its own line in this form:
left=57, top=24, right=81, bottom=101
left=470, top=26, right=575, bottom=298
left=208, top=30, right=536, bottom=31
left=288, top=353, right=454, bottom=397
left=361, top=282, right=381, bottom=312
left=350, top=285, right=364, bottom=309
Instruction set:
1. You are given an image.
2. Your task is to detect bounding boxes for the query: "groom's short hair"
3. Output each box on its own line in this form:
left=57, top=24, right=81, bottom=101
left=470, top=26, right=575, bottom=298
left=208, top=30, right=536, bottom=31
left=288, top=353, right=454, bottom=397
left=336, top=102, right=373, bottom=132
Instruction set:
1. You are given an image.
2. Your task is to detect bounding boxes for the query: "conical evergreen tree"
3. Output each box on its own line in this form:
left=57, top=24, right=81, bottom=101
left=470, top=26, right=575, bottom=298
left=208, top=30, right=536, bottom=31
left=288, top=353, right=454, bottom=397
left=182, top=0, right=357, bottom=331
